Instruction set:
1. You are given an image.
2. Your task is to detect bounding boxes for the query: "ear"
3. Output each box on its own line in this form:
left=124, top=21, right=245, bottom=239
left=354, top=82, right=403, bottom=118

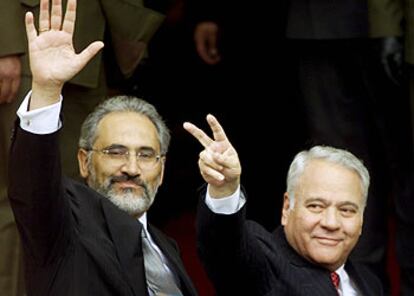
left=77, top=148, right=90, bottom=179
left=281, top=192, right=291, bottom=226
left=157, top=156, right=166, bottom=186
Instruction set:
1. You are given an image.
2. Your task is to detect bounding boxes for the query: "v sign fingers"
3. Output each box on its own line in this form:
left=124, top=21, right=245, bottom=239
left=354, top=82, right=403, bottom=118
left=183, top=121, right=213, bottom=148
left=184, top=114, right=242, bottom=198
left=206, top=114, right=228, bottom=143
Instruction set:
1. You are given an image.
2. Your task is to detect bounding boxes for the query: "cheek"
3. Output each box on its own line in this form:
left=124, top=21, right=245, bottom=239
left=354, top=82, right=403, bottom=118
left=146, top=168, right=163, bottom=186
left=297, top=213, right=319, bottom=232
left=290, top=215, right=317, bottom=241
left=93, top=162, right=115, bottom=183
left=342, top=217, right=363, bottom=239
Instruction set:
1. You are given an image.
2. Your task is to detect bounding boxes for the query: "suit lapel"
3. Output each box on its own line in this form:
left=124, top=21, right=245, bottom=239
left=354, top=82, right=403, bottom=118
left=345, top=261, right=379, bottom=296
left=275, top=227, right=338, bottom=295
left=101, top=198, right=147, bottom=296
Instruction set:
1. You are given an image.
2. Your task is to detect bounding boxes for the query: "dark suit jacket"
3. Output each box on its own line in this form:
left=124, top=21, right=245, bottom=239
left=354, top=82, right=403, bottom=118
left=197, top=197, right=383, bottom=295
left=8, top=125, right=197, bottom=296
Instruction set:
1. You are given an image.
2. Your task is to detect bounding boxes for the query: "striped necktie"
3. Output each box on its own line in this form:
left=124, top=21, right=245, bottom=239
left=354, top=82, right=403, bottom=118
left=330, top=271, right=340, bottom=295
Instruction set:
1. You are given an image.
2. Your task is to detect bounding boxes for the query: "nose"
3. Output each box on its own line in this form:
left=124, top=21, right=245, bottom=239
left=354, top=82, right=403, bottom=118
left=320, top=207, right=341, bottom=230
left=120, top=154, right=142, bottom=176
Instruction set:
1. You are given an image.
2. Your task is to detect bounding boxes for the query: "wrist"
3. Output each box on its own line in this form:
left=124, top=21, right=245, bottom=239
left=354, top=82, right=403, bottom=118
left=208, top=178, right=240, bottom=198
left=30, top=81, right=63, bottom=111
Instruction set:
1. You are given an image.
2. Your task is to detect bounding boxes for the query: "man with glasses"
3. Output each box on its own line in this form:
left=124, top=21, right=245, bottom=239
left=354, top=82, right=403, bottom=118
left=8, top=0, right=197, bottom=294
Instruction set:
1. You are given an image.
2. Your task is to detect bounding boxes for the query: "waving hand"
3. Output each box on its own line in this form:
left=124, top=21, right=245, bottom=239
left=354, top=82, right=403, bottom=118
left=25, top=0, right=103, bottom=109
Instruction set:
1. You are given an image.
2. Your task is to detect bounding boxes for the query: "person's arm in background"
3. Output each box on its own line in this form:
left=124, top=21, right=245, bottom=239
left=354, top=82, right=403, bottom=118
left=100, top=0, right=166, bottom=78
left=185, top=0, right=222, bottom=65
left=194, top=21, right=221, bottom=65
left=0, top=0, right=26, bottom=103
left=368, top=0, right=404, bottom=85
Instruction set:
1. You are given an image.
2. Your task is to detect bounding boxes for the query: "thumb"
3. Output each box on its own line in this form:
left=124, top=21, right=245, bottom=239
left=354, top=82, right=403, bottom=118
left=77, top=41, right=104, bottom=68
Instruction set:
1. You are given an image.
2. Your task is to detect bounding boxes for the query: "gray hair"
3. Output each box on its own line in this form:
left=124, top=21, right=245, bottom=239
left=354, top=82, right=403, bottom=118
left=79, top=96, right=170, bottom=155
left=286, top=146, right=370, bottom=208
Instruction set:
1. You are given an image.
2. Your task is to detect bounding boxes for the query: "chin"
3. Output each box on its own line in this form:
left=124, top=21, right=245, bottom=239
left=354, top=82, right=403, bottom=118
left=311, top=253, right=342, bottom=268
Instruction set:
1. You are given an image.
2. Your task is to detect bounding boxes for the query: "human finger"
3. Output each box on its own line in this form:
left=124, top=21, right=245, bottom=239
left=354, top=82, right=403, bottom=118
left=62, top=0, right=76, bottom=34
left=76, top=41, right=104, bottom=69
left=199, top=150, right=223, bottom=171
left=38, top=0, right=50, bottom=32
left=206, top=114, right=228, bottom=142
left=199, top=159, right=225, bottom=182
left=7, top=77, right=21, bottom=103
left=50, top=0, right=62, bottom=31
left=0, top=80, right=11, bottom=104
left=183, top=121, right=213, bottom=148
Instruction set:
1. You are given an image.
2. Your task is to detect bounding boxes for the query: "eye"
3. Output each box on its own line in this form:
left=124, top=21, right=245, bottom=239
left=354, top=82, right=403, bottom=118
left=105, top=147, right=128, bottom=157
left=138, top=151, right=156, bottom=160
left=340, top=207, right=357, bottom=216
left=307, top=203, right=324, bottom=212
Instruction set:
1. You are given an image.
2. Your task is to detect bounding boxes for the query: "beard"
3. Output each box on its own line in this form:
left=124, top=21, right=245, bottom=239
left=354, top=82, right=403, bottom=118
left=88, top=167, right=159, bottom=217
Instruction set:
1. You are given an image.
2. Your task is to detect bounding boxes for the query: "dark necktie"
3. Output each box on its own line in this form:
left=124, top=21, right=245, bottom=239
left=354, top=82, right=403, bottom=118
left=141, top=229, right=183, bottom=296
left=330, top=271, right=340, bottom=295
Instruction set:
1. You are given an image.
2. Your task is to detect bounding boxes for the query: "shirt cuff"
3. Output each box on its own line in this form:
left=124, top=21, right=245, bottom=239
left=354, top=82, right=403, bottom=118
left=17, top=90, right=63, bottom=134
left=205, top=185, right=246, bottom=214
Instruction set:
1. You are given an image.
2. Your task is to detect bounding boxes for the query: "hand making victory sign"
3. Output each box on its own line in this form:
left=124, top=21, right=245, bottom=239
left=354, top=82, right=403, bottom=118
left=25, top=0, right=103, bottom=110
left=183, top=114, right=241, bottom=198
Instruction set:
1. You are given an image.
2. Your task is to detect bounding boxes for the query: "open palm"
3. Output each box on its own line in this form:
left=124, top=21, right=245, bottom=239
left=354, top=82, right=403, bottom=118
left=26, top=0, right=103, bottom=87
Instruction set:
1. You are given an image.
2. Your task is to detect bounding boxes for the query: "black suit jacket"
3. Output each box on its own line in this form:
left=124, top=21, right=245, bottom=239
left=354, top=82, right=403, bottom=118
left=8, top=125, right=197, bottom=296
left=197, top=197, right=383, bottom=295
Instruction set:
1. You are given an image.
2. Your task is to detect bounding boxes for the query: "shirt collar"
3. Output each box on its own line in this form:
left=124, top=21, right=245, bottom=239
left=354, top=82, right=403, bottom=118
left=335, top=264, right=349, bottom=289
left=138, top=212, right=148, bottom=234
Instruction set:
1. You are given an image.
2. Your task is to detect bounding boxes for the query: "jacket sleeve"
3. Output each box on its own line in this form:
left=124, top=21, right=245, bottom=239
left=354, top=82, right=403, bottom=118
left=8, top=124, right=72, bottom=266
left=101, top=0, right=165, bottom=77
left=368, top=0, right=403, bottom=37
left=405, top=0, right=414, bottom=64
left=197, top=192, right=272, bottom=295
left=0, top=0, right=26, bottom=57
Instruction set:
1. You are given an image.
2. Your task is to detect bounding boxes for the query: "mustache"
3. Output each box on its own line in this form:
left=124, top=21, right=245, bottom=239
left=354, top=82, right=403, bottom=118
left=110, top=174, right=148, bottom=190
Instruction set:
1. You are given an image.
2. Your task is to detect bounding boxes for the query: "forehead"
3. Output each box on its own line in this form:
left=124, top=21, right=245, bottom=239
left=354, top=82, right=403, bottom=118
left=296, top=159, right=363, bottom=204
left=94, top=111, right=160, bottom=150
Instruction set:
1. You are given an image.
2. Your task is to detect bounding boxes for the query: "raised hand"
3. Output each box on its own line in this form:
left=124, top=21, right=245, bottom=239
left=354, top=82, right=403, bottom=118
left=183, top=114, right=241, bottom=198
left=0, top=55, right=21, bottom=104
left=25, top=0, right=103, bottom=108
left=194, top=22, right=221, bottom=65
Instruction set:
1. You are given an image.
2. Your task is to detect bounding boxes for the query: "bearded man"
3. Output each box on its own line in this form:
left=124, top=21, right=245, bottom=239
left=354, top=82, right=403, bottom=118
left=8, top=0, right=197, bottom=295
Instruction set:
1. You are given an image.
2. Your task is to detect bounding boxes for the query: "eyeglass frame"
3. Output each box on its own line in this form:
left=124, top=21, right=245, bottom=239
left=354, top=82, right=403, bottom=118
left=85, top=145, right=164, bottom=170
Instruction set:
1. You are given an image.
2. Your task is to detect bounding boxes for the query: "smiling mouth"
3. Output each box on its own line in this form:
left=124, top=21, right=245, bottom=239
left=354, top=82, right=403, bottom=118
left=315, top=237, right=342, bottom=246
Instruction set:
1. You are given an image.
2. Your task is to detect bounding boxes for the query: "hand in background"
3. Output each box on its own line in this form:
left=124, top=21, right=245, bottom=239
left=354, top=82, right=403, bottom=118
left=183, top=114, right=241, bottom=198
left=26, top=0, right=103, bottom=109
left=0, top=55, right=21, bottom=104
left=194, top=22, right=221, bottom=65
left=377, top=37, right=404, bottom=85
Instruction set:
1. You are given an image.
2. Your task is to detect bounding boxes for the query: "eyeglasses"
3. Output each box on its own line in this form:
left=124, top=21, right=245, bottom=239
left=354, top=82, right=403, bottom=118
left=88, top=146, right=162, bottom=170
